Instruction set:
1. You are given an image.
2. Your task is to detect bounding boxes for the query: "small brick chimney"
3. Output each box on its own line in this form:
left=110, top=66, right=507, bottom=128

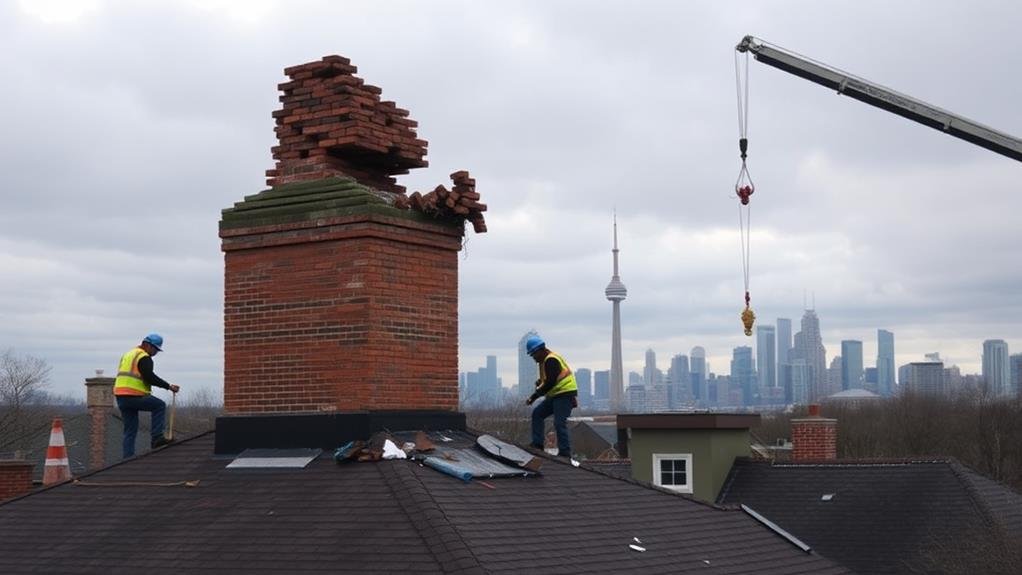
left=85, top=371, right=115, bottom=469
left=218, top=56, right=486, bottom=423
left=791, top=404, right=837, bottom=461
left=0, top=460, right=34, bottom=502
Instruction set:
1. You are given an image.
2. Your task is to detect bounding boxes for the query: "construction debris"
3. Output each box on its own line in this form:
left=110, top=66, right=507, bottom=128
left=394, top=170, right=488, bottom=233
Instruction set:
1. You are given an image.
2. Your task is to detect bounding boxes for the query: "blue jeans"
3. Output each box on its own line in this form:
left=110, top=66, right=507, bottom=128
left=116, top=395, right=166, bottom=458
left=531, top=394, right=574, bottom=456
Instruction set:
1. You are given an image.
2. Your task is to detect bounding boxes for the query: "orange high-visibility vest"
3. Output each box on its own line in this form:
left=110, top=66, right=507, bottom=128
left=114, top=347, right=151, bottom=396
left=539, top=352, right=578, bottom=398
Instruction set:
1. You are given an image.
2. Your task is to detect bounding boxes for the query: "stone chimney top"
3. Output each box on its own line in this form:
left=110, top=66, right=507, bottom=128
left=85, top=374, right=114, bottom=409
left=85, top=374, right=115, bottom=470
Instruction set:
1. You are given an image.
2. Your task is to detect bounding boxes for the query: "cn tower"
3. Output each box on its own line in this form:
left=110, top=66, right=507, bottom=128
left=605, top=213, right=627, bottom=411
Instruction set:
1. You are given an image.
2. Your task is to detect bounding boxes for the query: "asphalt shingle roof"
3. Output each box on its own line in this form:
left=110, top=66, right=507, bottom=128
left=0, top=431, right=849, bottom=574
left=716, top=457, right=1022, bottom=574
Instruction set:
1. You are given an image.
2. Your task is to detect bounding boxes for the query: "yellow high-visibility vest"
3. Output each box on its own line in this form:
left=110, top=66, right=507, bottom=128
left=539, top=351, right=578, bottom=398
left=114, top=347, right=151, bottom=396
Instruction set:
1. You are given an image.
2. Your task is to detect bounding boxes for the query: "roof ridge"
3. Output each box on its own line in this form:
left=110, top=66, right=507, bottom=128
left=377, top=460, right=485, bottom=574
left=946, top=458, right=1018, bottom=531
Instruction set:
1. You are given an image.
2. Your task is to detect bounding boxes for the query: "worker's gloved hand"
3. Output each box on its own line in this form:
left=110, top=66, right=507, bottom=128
left=525, top=395, right=536, bottom=406
left=169, top=384, right=180, bottom=393
left=571, top=396, right=578, bottom=408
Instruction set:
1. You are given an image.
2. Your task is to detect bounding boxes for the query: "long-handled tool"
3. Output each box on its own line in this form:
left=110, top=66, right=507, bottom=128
left=167, top=390, right=177, bottom=441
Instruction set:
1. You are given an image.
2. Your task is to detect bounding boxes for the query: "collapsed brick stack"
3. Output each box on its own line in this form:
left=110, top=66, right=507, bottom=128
left=396, top=170, right=488, bottom=233
left=268, top=55, right=428, bottom=193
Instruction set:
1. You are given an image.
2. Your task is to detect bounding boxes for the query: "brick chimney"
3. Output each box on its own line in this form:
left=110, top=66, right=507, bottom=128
left=85, top=371, right=115, bottom=469
left=218, top=56, right=486, bottom=420
left=791, top=404, right=837, bottom=461
left=0, top=460, right=33, bottom=502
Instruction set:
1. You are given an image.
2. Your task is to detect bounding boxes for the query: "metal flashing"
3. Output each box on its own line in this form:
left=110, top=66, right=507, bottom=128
left=226, top=448, right=322, bottom=469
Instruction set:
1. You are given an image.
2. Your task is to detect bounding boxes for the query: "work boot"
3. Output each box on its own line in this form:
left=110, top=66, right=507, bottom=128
left=151, top=435, right=171, bottom=449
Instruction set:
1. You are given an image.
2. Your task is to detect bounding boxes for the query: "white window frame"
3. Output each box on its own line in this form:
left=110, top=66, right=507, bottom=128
left=652, top=453, right=693, bottom=494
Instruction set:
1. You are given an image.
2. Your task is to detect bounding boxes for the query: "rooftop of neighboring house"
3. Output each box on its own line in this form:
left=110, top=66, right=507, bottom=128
left=0, top=409, right=207, bottom=482
left=0, top=427, right=850, bottom=574
left=716, top=457, right=1022, bottom=574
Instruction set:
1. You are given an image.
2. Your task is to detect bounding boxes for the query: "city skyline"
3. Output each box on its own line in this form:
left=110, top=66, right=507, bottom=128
left=468, top=316, right=1016, bottom=402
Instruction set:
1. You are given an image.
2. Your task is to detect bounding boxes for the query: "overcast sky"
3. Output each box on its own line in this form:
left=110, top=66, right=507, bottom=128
left=2, top=0, right=1020, bottom=401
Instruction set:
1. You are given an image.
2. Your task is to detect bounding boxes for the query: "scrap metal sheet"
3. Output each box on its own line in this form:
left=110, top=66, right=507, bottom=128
left=431, top=447, right=533, bottom=478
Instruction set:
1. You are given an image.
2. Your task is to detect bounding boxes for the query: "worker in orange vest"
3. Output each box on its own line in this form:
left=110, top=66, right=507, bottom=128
left=113, top=333, right=180, bottom=458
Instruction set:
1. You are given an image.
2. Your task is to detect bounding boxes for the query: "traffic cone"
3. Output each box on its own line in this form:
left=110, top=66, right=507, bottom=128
left=42, top=417, right=72, bottom=485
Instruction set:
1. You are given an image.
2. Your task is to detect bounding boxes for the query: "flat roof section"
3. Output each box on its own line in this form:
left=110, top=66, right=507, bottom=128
left=617, top=413, right=761, bottom=430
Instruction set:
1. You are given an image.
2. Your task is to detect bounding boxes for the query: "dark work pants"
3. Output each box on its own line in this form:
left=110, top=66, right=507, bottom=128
left=531, top=394, right=574, bottom=456
left=116, top=394, right=166, bottom=458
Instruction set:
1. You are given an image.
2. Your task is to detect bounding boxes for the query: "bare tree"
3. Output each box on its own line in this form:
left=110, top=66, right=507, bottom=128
left=174, top=385, right=224, bottom=435
left=464, top=398, right=532, bottom=445
left=0, top=349, right=52, bottom=452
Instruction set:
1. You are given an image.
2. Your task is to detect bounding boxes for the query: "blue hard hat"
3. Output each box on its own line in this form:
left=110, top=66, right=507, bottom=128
left=525, top=335, right=545, bottom=355
left=143, top=333, right=164, bottom=351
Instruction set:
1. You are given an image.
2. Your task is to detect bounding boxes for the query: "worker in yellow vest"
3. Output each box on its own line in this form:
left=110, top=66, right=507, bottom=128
left=524, top=336, right=578, bottom=458
left=114, top=333, right=180, bottom=458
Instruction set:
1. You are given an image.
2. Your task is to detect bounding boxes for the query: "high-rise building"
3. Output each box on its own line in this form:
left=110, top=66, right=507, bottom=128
left=827, top=356, right=843, bottom=397
left=841, top=340, right=864, bottom=390
left=575, top=368, right=593, bottom=409
left=484, top=355, right=499, bottom=405
left=517, top=330, right=540, bottom=397
left=1011, top=354, right=1022, bottom=398
left=982, top=340, right=1011, bottom=397
left=629, top=371, right=643, bottom=387
left=690, top=346, right=706, bottom=402
left=777, top=318, right=792, bottom=366
left=605, top=214, right=628, bottom=411
left=877, top=329, right=895, bottom=397
left=626, top=383, right=646, bottom=413
left=776, top=318, right=792, bottom=401
left=795, top=309, right=827, bottom=401
left=731, top=346, right=755, bottom=406
left=907, top=362, right=945, bottom=396
left=643, top=349, right=658, bottom=387
left=790, top=359, right=810, bottom=405
left=593, top=370, right=610, bottom=411
left=756, top=325, right=776, bottom=392
left=668, top=354, right=690, bottom=408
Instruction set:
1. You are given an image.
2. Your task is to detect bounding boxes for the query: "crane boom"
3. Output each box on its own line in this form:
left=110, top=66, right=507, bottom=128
left=736, top=35, right=1022, bottom=163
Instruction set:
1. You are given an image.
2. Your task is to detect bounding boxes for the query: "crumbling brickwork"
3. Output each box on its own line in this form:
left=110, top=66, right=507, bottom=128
left=268, top=56, right=427, bottom=193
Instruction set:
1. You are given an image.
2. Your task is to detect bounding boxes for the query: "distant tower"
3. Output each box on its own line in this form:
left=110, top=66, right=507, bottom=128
left=799, top=308, right=827, bottom=401
left=605, top=213, right=628, bottom=411
left=841, top=340, right=864, bottom=390
left=982, top=339, right=1011, bottom=397
left=517, top=330, right=540, bottom=397
left=877, top=329, right=895, bottom=397
left=643, top=348, right=657, bottom=386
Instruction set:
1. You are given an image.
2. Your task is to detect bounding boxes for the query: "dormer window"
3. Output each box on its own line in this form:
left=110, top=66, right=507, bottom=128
left=653, top=453, right=693, bottom=493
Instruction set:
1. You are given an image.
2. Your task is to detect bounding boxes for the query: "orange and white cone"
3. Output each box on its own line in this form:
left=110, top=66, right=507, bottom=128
left=42, top=417, right=72, bottom=486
